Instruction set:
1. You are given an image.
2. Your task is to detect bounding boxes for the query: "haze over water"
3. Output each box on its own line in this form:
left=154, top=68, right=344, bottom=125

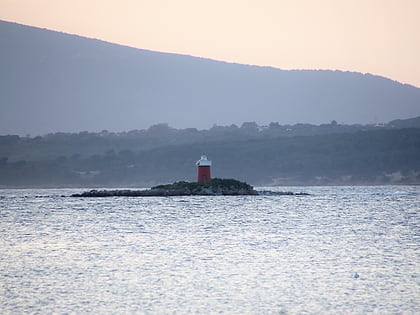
left=1, top=186, right=418, bottom=314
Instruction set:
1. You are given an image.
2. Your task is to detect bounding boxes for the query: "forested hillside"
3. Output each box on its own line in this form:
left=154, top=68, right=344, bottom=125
left=1, top=120, right=419, bottom=187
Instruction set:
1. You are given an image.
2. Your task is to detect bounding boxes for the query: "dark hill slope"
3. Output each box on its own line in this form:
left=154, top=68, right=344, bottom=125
left=1, top=20, right=420, bottom=136
left=1, top=128, right=419, bottom=187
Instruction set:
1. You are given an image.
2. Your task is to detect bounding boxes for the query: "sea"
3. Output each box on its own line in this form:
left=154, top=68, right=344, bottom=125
left=0, top=186, right=419, bottom=314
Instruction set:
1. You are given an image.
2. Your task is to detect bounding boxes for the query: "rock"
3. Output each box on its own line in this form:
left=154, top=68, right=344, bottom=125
left=257, top=191, right=310, bottom=196
left=70, top=179, right=309, bottom=197
left=71, top=178, right=258, bottom=197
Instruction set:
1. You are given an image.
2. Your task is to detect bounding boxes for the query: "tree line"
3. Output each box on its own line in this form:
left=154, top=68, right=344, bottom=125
left=0, top=125, right=419, bottom=187
left=1, top=117, right=419, bottom=163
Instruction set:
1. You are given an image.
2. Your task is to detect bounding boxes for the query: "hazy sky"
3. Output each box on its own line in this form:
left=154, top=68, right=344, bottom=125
left=1, top=0, right=420, bottom=88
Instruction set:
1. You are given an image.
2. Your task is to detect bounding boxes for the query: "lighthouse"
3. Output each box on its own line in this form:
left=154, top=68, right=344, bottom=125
left=196, top=155, right=211, bottom=183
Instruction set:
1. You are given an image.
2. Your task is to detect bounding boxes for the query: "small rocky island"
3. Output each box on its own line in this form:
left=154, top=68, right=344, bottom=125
left=71, top=178, right=258, bottom=197
left=71, top=157, right=309, bottom=198
left=71, top=178, right=309, bottom=197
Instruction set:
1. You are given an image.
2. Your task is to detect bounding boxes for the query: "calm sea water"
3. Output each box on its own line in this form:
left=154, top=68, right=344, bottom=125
left=0, top=186, right=419, bottom=314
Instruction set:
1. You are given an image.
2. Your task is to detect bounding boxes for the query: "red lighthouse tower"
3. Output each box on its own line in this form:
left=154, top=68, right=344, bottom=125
left=196, top=155, right=211, bottom=183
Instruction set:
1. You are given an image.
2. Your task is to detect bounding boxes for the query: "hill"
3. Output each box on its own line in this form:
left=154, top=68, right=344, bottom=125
left=1, top=125, right=419, bottom=187
left=1, top=118, right=418, bottom=162
left=1, top=20, right=420, bottom=136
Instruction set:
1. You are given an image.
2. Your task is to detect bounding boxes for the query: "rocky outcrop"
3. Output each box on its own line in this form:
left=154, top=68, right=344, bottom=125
left=257, top=191, right=310, bottom=196
left=71, top=178, right=258, bottom=197
left=70, top=179, right=310, bottom=197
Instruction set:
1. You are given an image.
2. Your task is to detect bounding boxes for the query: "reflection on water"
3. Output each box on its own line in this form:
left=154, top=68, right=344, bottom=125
left=0, top=186, right=419, bottom=314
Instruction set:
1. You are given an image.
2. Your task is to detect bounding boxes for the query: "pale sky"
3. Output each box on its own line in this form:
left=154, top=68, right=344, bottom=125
left=1, top=0, right=420, bottom=87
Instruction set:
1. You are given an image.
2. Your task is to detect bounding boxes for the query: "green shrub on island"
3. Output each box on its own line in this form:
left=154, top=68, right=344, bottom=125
left=152, top=178, right=252, bottom=190
left=151, top=178, right=257, bottom=195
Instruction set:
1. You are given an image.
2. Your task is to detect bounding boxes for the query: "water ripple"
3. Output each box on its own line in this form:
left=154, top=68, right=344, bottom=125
left=0, top=186, right=419, bottom=314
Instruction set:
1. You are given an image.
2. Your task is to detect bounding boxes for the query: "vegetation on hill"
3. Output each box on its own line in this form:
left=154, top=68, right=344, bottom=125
left=1, top=118, right=419, bottom=162
left=0, top=120, right=419, bottom=187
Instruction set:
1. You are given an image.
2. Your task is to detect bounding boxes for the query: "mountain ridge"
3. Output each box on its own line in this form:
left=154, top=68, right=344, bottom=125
left=2, top=20, right=416, bottom=88
left=1, top=20, right=420, bottom=136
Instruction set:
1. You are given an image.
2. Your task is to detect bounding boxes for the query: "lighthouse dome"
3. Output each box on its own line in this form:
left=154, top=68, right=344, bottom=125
left=196, top=155, right=212, bottom=166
